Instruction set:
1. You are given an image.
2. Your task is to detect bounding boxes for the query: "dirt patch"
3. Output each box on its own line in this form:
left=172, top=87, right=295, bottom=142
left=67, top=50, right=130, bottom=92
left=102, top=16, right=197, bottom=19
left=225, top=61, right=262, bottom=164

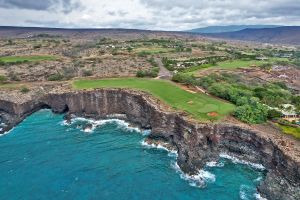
left=207, top=112, right=219, bottom=117
left=187, top=100, right=194, bottom=104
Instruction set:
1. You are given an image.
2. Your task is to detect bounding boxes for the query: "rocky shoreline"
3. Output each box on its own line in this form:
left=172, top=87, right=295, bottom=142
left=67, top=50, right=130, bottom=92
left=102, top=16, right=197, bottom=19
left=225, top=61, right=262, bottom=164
left=0, top=89, right=299, bottom=200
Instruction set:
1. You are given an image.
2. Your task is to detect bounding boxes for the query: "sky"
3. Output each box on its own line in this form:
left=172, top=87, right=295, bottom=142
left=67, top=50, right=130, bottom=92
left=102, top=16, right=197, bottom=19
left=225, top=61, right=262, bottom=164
left=0, top=0, right=299, bottom=31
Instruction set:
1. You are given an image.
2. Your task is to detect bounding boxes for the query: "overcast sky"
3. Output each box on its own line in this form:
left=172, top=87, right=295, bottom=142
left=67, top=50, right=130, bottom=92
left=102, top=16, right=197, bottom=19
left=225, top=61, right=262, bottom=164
left=0, top=0, right=299, bottom=30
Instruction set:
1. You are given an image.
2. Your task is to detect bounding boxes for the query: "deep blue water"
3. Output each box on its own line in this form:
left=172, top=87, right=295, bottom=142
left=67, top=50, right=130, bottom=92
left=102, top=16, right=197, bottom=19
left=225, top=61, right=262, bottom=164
left=0, top=110, right=266, bottom=200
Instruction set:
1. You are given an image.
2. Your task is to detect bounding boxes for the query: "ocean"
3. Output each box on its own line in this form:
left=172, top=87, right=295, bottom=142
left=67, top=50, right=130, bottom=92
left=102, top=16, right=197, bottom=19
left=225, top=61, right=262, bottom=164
left=0, top=109, right=266, bottom=200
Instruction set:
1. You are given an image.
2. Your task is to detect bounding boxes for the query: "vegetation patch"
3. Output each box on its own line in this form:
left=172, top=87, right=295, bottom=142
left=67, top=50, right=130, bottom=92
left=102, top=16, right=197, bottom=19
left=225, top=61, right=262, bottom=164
left=172, top=72, right=299, bottom=124
left=73, top=78, right=235, bottom=121
left=0, top=55, right=57, bottom=65
left=276, top=124, right=300, bottom=139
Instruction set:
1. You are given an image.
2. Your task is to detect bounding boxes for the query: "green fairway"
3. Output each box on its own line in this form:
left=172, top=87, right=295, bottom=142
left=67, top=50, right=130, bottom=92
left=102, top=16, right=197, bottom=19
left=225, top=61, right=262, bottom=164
left=73, top=78, right=235, bottom=121
left=216, top=59, right=266, bottom=69
left=0, top=55, right=57, bottom=63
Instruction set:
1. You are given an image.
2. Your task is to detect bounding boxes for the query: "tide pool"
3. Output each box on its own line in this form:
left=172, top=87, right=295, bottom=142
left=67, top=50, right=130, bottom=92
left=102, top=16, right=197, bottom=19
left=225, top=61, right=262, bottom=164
left=0, top=110, right=265, bottom=200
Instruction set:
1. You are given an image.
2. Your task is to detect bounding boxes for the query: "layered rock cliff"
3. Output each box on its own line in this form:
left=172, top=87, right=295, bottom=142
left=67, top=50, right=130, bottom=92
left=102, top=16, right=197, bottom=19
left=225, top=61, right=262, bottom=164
left=0, top=89, right=299, bottom=200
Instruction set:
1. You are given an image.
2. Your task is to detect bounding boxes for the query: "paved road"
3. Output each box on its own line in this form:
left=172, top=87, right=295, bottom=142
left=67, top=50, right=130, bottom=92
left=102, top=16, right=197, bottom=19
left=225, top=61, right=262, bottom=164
left=154, top=57, right=173, bottom=80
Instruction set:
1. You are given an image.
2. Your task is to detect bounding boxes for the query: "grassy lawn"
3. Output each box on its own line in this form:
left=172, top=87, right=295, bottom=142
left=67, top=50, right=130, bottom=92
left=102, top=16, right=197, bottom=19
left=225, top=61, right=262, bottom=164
left=0, top=55, right=57, bottom=63
left=276, top=124, right=300, bottom=139
left=216, top=60, right=267, bottom=69
left=73, top=78, right=235, bottom=121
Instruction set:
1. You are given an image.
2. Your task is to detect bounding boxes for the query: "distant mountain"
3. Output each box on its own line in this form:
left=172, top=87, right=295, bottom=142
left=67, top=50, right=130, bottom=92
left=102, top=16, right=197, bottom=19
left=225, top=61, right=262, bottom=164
left=205, top=26, right=300, bottom=45
left=186, top=25, right=281, bottom=33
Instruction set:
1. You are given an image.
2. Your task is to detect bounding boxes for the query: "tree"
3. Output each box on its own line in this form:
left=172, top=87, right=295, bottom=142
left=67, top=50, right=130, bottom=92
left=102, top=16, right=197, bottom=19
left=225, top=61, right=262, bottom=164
left=268, top=109, right=282, bottom=120
left=234, top=99, right=269, bottom=124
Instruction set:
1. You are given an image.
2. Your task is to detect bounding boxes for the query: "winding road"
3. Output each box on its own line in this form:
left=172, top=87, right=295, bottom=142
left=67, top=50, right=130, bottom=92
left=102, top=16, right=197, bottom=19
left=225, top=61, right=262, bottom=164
left=155, top=57, right=173, bottom=80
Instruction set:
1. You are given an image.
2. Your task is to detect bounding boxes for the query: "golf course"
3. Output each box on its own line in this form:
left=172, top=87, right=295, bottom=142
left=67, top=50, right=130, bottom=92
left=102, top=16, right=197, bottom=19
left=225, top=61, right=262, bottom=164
left=73, top=78, right=235, bottom=121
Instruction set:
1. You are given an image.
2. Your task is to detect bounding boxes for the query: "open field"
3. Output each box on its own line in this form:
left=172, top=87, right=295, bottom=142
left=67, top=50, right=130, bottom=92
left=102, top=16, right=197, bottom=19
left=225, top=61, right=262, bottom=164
left=186, top=58, right=291, bottom=76
left=0, top=55, right=57, bottom=63
left=216, top=58, right=289, bottom=69
left=134, top=47, right=174, bottom=54
left=73, top=78, right=235, bottom=121
left=276, top=124, right=300, bottom=139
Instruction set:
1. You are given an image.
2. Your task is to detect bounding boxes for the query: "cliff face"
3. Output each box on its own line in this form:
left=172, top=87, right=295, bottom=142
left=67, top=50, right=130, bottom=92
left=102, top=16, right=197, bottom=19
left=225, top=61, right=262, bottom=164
left=0, top=89, right=299, bottom=200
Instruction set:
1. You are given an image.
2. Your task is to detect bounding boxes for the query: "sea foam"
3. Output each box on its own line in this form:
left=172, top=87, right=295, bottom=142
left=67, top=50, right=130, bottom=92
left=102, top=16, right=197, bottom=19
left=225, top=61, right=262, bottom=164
left=141, top=139, right=216, bottom=187
left=254, top=193, right=268, bottom=200
left=61, top=117, right=141, bottom=133
left=220, top=153, right=265, bottom=170
left=141, top=139, right=178, bottom=157
left=171, top=161, right=216, bottom=188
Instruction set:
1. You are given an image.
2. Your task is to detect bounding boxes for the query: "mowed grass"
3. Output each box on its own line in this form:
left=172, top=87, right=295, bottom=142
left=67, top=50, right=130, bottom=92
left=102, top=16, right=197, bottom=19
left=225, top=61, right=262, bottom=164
left=73, top=78, right=235, bottom=121
left=216, top=59, right=267, bottom=69
left=276, top=124, right=300, bottom=139
left=0, top=55, right=57, bottom=63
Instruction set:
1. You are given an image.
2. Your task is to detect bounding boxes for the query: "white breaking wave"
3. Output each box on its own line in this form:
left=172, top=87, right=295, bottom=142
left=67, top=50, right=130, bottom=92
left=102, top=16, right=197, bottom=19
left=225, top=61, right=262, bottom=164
left=61, top=117, right=141, bottom=133
left=141, top=139, right=215, bottom=187
left=142, top=129, right=151, bottom=136
left=254, top=193, right=268, bottom=200
left=141, top=139, right=178, bottom=157
left=172, top=161, right=216, bottom=188
left=0, top=127, right=14, bottom=137
left=206, top=161, right=225, bottom=168
left=220, top=153, right=265, bottom=170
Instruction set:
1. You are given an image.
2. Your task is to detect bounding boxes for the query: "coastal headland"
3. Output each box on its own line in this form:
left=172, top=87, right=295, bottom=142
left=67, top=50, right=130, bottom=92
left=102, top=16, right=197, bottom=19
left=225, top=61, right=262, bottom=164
left=0, top=88, right=299, bottom=200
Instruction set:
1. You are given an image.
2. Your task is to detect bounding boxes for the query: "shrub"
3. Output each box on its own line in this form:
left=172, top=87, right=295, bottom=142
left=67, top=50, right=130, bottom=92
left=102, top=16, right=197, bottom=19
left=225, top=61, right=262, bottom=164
left=136, top=68, right=159, bottom=78
left=234, top=99, right=269, bottom=124
left=0, top=75, right=7, bottom=84
left=172, top=73, right=194, bottom=85
left=136, top=70, right=146, bottom=77
left=20, top=87, right=30, bottom=93
left=8, top=72, right=20, bottom=81
left=47, top=73, right=64, bottom=81
left=33, top=44, right=42, bottom=49
left=268, top=109, right=282, bottom=120
left=138, top=51, right=151, bottom=57
left=82, top=70, right=93, bottom=77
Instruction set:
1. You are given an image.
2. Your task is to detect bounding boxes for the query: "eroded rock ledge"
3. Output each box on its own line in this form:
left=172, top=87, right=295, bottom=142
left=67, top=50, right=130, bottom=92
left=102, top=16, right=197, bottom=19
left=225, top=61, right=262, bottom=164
left=0, top=89, right=299, bottom=200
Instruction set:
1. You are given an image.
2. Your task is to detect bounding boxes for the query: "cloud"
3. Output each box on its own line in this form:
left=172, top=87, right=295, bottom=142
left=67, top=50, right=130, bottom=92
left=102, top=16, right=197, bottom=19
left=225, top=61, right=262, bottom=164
left=0, top=0, right=299, bottom=30
left=0, top=0, right=82, bottom=13
left=139, top=0, right=300, bottom=29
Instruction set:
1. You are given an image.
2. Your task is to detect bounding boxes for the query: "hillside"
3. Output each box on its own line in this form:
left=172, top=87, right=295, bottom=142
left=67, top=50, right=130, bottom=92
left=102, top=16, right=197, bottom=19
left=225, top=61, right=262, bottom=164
left=205, top=26, right=300, bottom=45
left=186, top=25, right=280, bottom=33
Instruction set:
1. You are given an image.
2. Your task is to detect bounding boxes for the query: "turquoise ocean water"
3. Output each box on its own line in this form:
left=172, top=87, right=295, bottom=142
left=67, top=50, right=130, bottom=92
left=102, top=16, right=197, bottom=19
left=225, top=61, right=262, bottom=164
left=0, top=110, right=266, bottom=200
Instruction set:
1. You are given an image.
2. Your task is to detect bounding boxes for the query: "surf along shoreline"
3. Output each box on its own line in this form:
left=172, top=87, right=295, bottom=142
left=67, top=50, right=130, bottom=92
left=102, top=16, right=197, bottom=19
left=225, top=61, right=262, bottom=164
left=0, top=88, right=299, bottom=200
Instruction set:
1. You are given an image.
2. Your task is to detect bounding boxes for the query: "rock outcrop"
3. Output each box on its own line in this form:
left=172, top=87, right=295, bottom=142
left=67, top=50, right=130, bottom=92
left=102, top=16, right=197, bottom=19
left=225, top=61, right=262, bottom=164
left=0, top=89, right=299, bottom=200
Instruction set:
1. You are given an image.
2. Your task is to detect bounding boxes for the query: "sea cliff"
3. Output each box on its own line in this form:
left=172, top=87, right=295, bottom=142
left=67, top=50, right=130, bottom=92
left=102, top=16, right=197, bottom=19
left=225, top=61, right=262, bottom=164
left=0, top=89, right=299, bottom=200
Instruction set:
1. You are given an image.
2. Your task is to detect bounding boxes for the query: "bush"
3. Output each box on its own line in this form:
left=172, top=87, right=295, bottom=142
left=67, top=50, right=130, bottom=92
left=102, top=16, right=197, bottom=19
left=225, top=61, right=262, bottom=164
left=138, top=51, right=151, bottom=57
left=20, top=87, right=30, bottom=93
left=136, top=68, right=159, bottom=78
left=33, top=44, right=42, bottom=49
left=268, top=109, right=282, bottom=120
left=8, top=72, right=20, bottom=81
left=82, top=70, right=93, bottom=77
left=172, top=73, right=197, bottom=85
left=136, top=70, right=146, bottom=77
left=0, top=75, right=7, bottom=84
left=234, top=98, right=269, bottom=124
left=47, top=73, right=64, bottom=81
